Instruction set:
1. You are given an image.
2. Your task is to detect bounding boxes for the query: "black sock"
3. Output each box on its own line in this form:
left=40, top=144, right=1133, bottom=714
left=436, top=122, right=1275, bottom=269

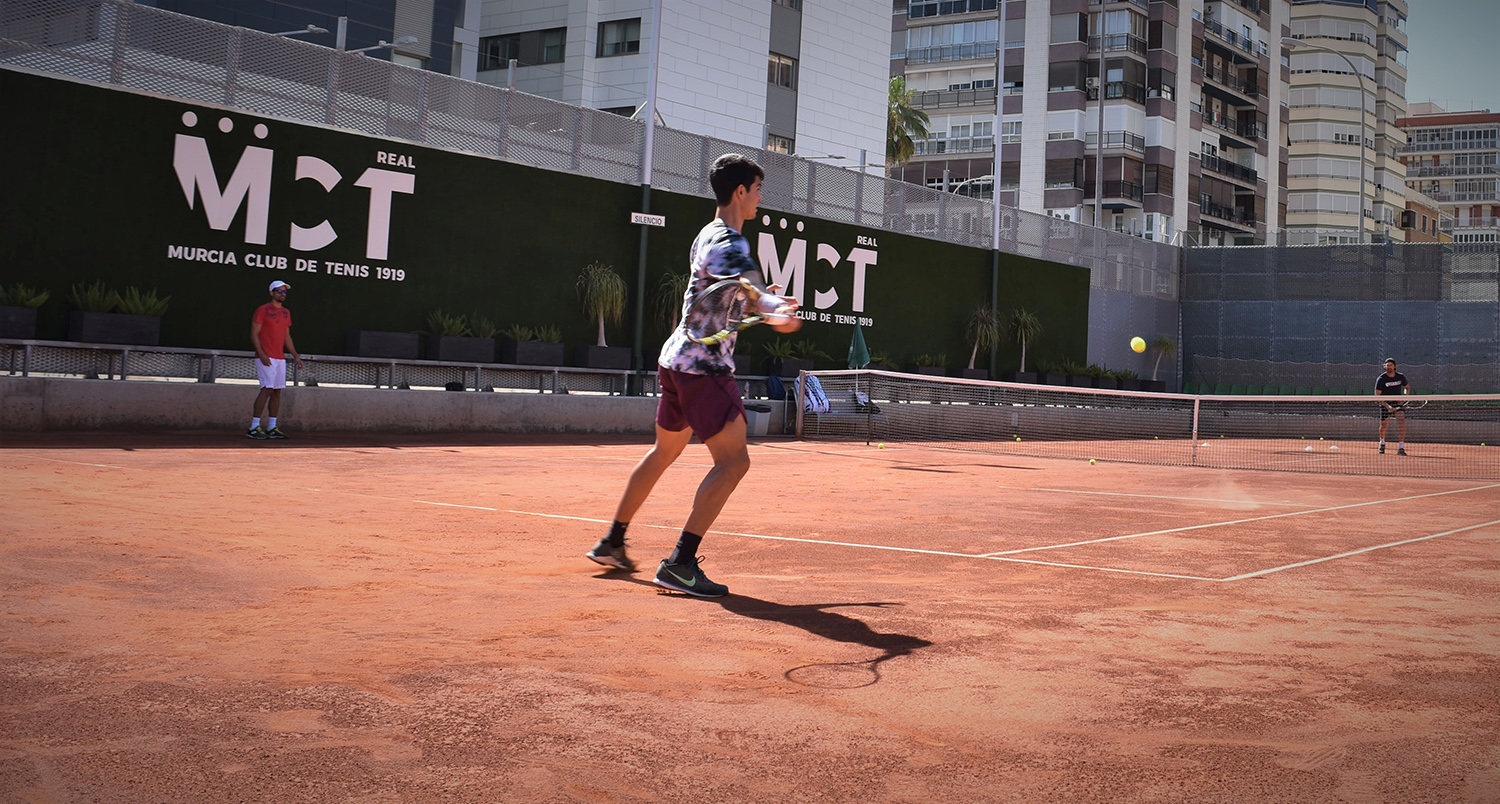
left=607, top=520, right=628, bottom=548
left=667, top=531, right=702, bottom=565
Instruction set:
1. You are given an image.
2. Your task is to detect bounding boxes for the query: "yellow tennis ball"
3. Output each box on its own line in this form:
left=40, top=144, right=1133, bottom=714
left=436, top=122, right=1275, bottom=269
left=1130, top=336, right=1146, bottom=353
left=1089, top=459, right=1096, bottom=465
left=877, top=442, right=885, bottom=449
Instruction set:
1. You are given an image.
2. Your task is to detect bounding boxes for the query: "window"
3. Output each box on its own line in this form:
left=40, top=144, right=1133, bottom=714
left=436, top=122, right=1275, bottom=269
left=598, top=18, right=641, bottom=57
left=772, top=0, right=802, bottom=9
left=1001, top=120, right=1021, bottom=144
left=541, top=28, right=566, bottom=63
left=1145, top=164, right=1173, bottom=196
left=1002, top=64, right=1023, bottom=95
left=1148, top=67, right=1174, bottom=100
left=1045, top=158, right=1082, bottom=189
left=1051, top=13, right=1085, bottom=44
left=766, top=134, right=794, bottom=154
left=1048, top=61, right=1085, bottom=92
left=1148, top=20, right=1175, bottom=53
left=479, top=34, right=520, bottom=70
left=768, top=53, right=797, bottom=89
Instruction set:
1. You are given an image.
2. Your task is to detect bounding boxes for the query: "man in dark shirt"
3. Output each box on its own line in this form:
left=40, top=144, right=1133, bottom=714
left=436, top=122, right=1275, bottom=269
left=1375, top=357, right=1408, bottom=455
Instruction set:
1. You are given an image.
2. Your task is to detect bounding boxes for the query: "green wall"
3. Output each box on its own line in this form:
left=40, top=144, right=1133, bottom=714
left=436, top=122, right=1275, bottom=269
left=0, top=68, right=1088, bottom=372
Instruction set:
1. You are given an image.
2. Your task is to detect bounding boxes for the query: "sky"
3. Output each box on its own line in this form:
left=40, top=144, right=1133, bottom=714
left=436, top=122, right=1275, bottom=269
left=1403, top=0, right=1500, bottom=113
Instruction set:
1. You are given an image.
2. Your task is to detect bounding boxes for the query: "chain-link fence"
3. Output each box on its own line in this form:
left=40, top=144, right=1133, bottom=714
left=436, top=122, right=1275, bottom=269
left=0, top=0, right=1178, bottom=300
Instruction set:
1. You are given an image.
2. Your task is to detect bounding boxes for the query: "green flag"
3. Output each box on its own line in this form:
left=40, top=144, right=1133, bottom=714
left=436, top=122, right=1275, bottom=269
left=848, top=323, right=870, bottom=369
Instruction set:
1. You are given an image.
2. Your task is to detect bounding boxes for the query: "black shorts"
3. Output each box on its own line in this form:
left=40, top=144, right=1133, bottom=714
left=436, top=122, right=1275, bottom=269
left=1379, top=401, right=1406, bottom=420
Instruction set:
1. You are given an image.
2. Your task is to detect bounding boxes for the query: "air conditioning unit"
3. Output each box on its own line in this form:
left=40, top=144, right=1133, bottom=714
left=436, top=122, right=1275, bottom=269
left=1087, top=77, right=1099, bottom=90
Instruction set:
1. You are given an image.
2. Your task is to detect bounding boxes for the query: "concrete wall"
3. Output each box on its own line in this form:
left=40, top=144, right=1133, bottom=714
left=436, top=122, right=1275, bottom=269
left=0, top=377, right=783, bottom=435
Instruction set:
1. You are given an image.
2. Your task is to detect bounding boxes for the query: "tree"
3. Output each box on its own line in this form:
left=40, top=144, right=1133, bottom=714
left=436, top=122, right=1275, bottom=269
left=887, top=77, right=931, bottom=169
left=1004, top=308, right=1042, bottom=373
left=576, top=261, right=628, bottom=347
left=965, top=304, right=1000, bottom=370
left=1150, top=335, right=1176, bottom=382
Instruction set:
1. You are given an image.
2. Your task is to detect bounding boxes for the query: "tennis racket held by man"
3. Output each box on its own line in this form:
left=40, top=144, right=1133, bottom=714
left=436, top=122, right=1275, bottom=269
left=685, top=273, right=801, bottom=345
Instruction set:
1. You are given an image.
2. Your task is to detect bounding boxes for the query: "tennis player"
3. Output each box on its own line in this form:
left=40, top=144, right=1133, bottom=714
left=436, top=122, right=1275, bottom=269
left=587, top=154, right=801, bottom=597
left=248, top=280, right=304, bottom=440
left=1375, top=357, right=1409, bottom=455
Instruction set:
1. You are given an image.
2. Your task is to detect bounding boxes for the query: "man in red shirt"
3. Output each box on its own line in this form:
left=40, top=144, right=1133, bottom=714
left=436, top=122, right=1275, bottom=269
left=248, top=280, right=304, bottom=439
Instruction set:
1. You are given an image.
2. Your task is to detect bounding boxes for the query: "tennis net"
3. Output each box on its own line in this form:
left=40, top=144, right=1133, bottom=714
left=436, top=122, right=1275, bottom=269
left=796, top=370, right=1500, bottom=479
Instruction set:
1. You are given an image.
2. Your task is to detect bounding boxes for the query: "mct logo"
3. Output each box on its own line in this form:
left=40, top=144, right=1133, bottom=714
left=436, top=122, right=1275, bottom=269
left=171, top=110, right=415, bottom=260
left=755, top=215, right=877, bottom=327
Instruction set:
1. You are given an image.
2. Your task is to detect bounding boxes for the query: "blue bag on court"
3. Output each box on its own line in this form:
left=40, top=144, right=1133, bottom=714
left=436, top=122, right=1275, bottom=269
left=766, top=374, right=786, bottom=400
left=797, top=374, right=831, bottom=413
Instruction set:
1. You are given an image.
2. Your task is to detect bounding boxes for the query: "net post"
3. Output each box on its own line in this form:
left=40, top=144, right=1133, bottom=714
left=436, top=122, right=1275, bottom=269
left=862, top=371, right=872, bottom=446
left=1190, top=397, right=1201, bottom=464
left=795, top=370, right=806, bottom=437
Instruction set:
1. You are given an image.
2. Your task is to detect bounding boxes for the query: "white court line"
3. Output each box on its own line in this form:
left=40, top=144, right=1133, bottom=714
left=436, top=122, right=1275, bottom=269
left=1027, top=487, right=1314, bottom=508
left=983, top=482, right=1500, bottom=556
left=1219, top=519, right=1500, bottom=581
left=10, top=454, right=130, bottom=470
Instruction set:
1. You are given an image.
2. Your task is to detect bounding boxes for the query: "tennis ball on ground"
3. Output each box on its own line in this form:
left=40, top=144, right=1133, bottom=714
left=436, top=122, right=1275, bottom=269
left=1130, top=336, right=1146, bottom=353
left=1089, top=459, right=1096, bottom=465
left=877, top=442, right=885, bottom=449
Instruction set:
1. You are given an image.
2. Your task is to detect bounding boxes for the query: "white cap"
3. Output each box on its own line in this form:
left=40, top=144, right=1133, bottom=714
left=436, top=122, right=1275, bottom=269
left=269, top=280, right=290, bottom=292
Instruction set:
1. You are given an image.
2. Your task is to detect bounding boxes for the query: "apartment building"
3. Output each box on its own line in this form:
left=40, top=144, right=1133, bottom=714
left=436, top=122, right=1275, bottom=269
left=474, top=0, right=888, bottom=169
left=1284, top=0, right=1409, bottom=244
left=892, top=0, right=1291, bottom=246
left=1398, top=104, right=1500, bottom=246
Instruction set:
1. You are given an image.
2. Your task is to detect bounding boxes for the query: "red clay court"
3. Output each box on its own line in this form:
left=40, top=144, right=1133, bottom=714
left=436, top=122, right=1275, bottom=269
left=2, top=431, right=1498, bottom=803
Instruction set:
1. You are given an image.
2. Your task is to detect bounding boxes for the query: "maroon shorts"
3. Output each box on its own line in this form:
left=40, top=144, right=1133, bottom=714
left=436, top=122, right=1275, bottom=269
left=656, top=368, right=745, bottom=441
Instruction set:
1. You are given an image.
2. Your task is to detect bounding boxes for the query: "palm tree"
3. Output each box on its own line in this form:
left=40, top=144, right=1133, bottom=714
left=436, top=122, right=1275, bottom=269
left=577, top=261, right=628, bottom=347
left=1005, top=308, right=1042, bottom=373
left=1150, top=335, right=1177, bottom=382
left=887, top=76, right=931, bottom=168
left=965, top=304, right=1000, bottom=371
left=653, top=271, right=689, bottom=333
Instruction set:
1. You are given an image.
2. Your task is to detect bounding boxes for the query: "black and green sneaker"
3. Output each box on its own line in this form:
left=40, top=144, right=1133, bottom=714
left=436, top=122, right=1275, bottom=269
left=266, top=427, right=289, bottom=440
left=585, top=537, right=634, bottom=571
left=652, top=556, right=729, bottom=598
left=246, top=426, right=269, bottom=440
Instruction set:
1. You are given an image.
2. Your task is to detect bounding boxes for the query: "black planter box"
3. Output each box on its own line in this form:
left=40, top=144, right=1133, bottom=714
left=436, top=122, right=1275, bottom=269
left=427, top=335, right=495, bottom=363
left=766, top=357, right=814, bottom=377
left=0, top=306, right=38, bottom=339
left=1093, top=376, right=1120, bottom=390
left=347, top=330, right=420, bottom=360
left=1001, top=371, right=1037, bottom=384
left=912, top=366, right=947, bottom=376
left=733, top=354, right=756, bottom=375
left=1040, top=372, right=1069, bottom=386
left=1066, top=374, right=1095, bottom=388
left=501, top=339, right=565, bottom=366
left=572, top=344, right=631, bottom=369
left=1142, top=379, right=1167, bottom=393
left=956, top=367, right=989, bottom=380
left=68, top=311, right=160, bottom=346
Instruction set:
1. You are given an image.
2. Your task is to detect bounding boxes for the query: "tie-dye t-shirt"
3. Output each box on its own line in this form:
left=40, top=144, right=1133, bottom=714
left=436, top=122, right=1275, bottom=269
left=658, top=219, right=762, bottom=376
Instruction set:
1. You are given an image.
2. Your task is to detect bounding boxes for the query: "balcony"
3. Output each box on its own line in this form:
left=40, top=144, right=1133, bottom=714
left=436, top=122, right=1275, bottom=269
left=1202, top=66, right=1260, bottom=99
left=906, top=41, right=998, bottom=65
left=1199, top=152, right=1258, bottom=184
left=1202, top=18, right=1265, bottom=59
left=1087, top=81, right=1148, bottom=104
left=1085, top=130, right=1147, bottom=152
left=1101, top=180, right=1145, bottom=205
left=913, top=135, right=995, bottom=156
left=1198, top=194, right=1256, bottom=227
left=1424, top=191, right=1500, bottom=204
left=1405, top=164, right=1499, bottom=178
left=910, top=86, right=998, bottom=110
left=1089, top=0, right=1149, bottom=10
left=1452, top=217, right=1500, bottom=230
left=1203, top=113, right=1265, bottom=142
left=1088, top=34, right=1148, bottom=57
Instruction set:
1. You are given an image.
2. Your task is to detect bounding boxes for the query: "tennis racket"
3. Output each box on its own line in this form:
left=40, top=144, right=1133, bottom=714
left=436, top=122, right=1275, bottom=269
left=683, top=274, right=794, bottom=346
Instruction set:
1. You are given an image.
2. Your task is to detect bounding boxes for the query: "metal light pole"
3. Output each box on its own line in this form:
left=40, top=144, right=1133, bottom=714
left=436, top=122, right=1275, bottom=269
left=1283, top=37, right=1368, bottom=244
left=1094, top=16, right=1106, bottom=229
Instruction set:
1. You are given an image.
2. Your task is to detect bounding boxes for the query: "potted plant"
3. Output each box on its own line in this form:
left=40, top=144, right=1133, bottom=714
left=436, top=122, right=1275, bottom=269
left=912, top=353, right=947, bottom=376
left=425, top=310, right=495, bottom=363
left=1114, top=368, right=1143, bottom=391
left=788, top=339, right=829, bottom=374
left=574, top=260, right=630, bottom=369
left=961, top=304, right=999, bottom=380
left=67, top=281, right=167, bottom=346
left=867, top=349, right=896, bottom=372
left=500, top=324, right=565, bottom=366
left=762, top=338, right=799, bottom=377
left=1035, top=360, right=1068, bottom=387
left=1056, top=358, right=1093, bottom=387
left=999, top=308, right=1042, bottom=384
left=0, top=283, right=48, bottom=339
left=1146, top=335, right=1175, bottom=393
left=1088, top=364, right=1118, bottom=390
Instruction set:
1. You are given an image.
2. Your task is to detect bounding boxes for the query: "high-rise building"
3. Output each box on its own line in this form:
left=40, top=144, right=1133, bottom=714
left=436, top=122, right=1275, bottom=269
left=474, top=0, right=888, bottom=168
left=1398, top=104, right=1500, bottom=246
left=892, top=0, right=1291, bottom=246
left=1284, top=0, right=1409, bottom=245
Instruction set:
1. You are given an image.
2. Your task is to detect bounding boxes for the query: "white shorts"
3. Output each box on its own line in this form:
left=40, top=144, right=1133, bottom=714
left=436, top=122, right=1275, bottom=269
left=256, top=358, right=287, bottom=390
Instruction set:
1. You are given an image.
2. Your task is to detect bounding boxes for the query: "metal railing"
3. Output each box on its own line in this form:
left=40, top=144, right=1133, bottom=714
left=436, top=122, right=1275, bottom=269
left=1197, top=196, right=1256, bottom=226
left=0, top=0, right=1180, bottom=296
left=0, top=339, right=784, bottom=401
left=1199, top=152, right=1258, bottom=184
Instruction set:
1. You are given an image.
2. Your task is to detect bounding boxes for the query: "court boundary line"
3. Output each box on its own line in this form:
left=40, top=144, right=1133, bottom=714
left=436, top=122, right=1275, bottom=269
left=982, top=482, right=1500, bottom=557
left=1219, top=519, right=1500, bottom=580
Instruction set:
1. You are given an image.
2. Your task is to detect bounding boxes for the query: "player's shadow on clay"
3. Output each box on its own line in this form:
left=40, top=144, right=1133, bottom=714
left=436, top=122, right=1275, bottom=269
left=717, top=595, right=933, bottom=689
